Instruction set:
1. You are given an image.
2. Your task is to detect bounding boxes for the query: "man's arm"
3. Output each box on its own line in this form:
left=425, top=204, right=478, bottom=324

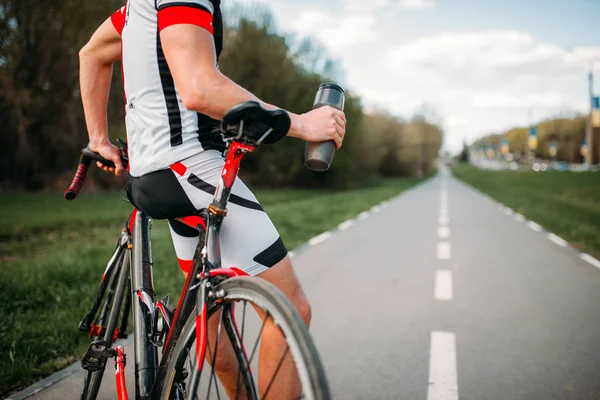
left=158, top=8, right=346, bottom=148
left=79, top=15, right=124, bottom=175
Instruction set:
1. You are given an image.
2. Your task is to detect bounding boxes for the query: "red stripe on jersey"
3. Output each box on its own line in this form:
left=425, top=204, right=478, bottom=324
left=158, top=6, right=214, bottom=35
left=111, top=6, right=126, bottom=36
left=170, top=162, right=187, bottom=176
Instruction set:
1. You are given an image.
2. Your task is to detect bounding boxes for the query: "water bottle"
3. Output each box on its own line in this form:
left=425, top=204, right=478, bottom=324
left=304, top=83, right=346, bottom=171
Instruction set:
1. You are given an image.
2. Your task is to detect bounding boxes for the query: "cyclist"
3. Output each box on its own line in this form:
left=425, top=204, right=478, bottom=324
left=79, top=0, right=346, bottom=397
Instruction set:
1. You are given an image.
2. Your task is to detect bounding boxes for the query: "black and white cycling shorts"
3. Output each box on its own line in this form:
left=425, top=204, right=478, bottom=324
left=126, top=150, right=288, bottom=276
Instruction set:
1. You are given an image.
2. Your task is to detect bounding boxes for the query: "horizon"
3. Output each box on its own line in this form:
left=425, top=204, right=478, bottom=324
left=235, top=0, right=600, bottom=153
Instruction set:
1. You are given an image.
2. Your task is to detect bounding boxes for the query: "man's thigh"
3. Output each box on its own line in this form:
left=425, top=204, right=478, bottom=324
left=256, top=256, right=311, bottom=324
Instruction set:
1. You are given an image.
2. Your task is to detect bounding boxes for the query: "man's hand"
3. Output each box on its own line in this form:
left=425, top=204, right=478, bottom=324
left=297, top=106, right=347, bottom=150
left=90, top=140, right=125, bottom=176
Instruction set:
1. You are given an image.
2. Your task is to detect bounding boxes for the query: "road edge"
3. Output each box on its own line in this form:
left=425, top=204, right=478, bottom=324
left=452, top=174, right=600, bottom=271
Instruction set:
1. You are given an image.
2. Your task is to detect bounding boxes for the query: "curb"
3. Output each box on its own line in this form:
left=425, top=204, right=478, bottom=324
left=289, top=194, right=398, bottom=259
left=454, top=178, right=600, bottom=272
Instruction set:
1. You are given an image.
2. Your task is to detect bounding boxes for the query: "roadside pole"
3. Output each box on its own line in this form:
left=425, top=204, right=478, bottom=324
left=528, top=125, right=538, bottom=168
left=586, top=69, right=594, bottom=166
left=549, top=139, right=557, bottom=168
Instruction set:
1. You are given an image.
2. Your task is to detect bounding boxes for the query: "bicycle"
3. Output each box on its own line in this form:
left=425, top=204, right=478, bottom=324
left=65, top=101, right=331, bottom=400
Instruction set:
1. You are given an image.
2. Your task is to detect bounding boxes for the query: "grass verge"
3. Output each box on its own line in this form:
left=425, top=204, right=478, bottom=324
left=0, top=177, right=423, bottom=396
left=452, top=164, right=600, bottom=258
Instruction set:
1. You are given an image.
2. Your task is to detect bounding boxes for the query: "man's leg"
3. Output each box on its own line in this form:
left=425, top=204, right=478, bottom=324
left=255, top=255, right=311, bottom=398
left=208, top=255, right=311, bottom=399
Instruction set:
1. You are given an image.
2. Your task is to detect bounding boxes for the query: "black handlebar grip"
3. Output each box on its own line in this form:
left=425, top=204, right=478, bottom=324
left=64, top=145, right=128, bottom=201
left=64, top=156, right=91, bottom=200
left=82, top=148, right=116, bottom=168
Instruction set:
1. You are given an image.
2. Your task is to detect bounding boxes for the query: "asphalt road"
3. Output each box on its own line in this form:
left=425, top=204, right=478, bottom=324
left=23, top=168, right=600, bottom=399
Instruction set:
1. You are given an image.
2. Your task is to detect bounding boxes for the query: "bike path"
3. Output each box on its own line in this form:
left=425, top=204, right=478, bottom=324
left=294, top=171, right=600, bottom=399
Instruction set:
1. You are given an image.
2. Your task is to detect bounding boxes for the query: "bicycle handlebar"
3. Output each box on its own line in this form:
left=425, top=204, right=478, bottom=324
left=64, top=146, right=128, bottom=201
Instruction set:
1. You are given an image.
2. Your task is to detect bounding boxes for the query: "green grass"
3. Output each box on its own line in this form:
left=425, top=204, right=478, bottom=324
left=452, top=164, right=600, bottom=258
left=0, top=177, right=423, bottom=396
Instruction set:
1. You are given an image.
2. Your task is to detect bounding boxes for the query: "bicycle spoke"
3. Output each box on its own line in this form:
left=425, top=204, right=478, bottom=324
left=247, top=311, right=270, bottom=367
left=235, top=301, right=248, bottom=400
left=262, top=346, right=290, bottom=400
left=206, top=308, right=224, bottom=400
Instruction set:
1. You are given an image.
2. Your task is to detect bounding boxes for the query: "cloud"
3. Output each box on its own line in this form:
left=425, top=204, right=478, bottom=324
left=399, top=0, right=436, bottom=10
left=383, top=30, right=599, bottom=150
left=292, top=10, right=378, bottom=49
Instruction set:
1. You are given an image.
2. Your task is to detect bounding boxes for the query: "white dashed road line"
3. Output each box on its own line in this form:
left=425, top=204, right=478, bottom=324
left=427, top=331, right=459, bottom=400
left=438, top=226, right=450, bottom=239
left=338, top=220, right=355, bottom=231
left=439, top=216, right=449, bottom=226
left=308, top=232, right=332, bottom=247
left=434, top=270, right=453, bottom=301
left=437, top=242, right=451, bottom=260
left=357, top=211, right=370, bottom=221
left=527, top=221, right=542, bottom=232
left=581, top=254, right=600, bottom=270
left=547, top=233, right=567, bottom=247
left=514, top=214, right=525, bottom=222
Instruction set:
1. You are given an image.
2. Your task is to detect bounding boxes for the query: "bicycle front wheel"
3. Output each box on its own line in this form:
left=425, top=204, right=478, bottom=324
left=161, top=276, right=331, bottom=400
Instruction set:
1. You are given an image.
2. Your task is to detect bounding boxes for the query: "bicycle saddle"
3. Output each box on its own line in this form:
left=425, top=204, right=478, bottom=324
left=220, top=101, right=291, bottom=145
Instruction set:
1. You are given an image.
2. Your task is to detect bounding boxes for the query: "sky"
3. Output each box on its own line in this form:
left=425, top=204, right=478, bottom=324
left=235, top=0, right=600, bottom=153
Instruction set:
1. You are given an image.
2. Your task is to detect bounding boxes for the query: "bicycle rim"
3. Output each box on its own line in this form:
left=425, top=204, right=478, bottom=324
left=162, top=276, right=331, bottom=400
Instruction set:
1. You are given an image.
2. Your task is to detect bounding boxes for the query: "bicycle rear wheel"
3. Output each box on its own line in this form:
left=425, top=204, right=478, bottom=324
left=161, top=276, right=331, bottom=400
left=80, top=249, right=130, bottom=400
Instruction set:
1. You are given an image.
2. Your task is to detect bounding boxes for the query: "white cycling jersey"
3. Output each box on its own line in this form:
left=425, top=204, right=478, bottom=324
left=112, top=0, right=225, bottom=177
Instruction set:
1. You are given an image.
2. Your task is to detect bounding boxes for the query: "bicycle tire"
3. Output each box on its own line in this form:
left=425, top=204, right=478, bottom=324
left=81, top=249, right=130, bottom=400
left=161, top=276, right=331, bottom=400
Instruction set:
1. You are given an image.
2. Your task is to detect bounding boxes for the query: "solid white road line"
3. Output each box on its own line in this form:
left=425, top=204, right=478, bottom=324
left=504, top=207, right=514, bottom=216
left=437, top=242, right=451, bottom=260
left=308, top=232, right=332, bottom=247
left=358, top=211, right=370, bottom=220
left=288, top=251, right=296, bottom=259
left=427, top=331, right=459, bottom=400
left=338, top=220, right=355, bottom=231
left=434, top=270, right=453, bottom=301
left=371, top=205, right=382, bottom=213
left=439, top=216, right=449, bottom=225
left=547, top=233, right=567, bottom=247
left=438, top=226, right=450, bottom=239
left=581, top=254, right=600, bottom=270
left=514, top=214, right=525, bottom=222
left=527, top=221, right=542, bottom=232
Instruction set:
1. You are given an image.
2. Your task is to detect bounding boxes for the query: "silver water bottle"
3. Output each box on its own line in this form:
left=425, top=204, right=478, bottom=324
left=304, top=83, right=346, bottom=171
